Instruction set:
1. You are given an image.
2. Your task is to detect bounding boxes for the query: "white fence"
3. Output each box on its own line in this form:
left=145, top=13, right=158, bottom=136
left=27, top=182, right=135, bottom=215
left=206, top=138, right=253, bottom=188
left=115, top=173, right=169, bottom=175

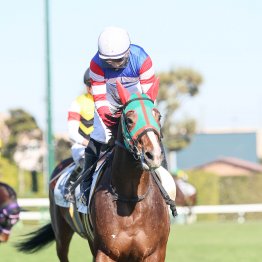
left=18, top=198, right=49, bottom=221
left=18, top=198, right=262, bottom=223
left=176, top=204, right=262, bottom=223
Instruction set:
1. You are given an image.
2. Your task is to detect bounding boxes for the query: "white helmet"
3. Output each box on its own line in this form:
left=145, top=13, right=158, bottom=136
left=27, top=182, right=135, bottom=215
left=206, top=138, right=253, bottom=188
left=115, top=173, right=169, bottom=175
left=98, top=27, right=130, bottom=59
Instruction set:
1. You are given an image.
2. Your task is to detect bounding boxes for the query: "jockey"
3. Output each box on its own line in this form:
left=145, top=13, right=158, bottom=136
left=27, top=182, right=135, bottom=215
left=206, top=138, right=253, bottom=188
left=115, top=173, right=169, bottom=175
left=65, top=26, right=160, bottom=202
left=64, top=68, right=94, bottom=196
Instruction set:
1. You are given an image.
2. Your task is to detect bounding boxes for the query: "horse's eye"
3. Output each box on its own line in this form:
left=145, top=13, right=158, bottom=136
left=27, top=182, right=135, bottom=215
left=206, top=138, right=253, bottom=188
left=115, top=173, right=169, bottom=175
left=126, top=118, right=133, bottom=126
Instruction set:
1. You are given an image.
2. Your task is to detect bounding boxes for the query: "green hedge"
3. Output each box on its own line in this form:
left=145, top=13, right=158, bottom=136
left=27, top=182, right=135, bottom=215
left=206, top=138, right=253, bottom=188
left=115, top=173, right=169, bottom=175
left=187, top=170, right=219, bottom=205
left=0, top=156, right=47, bottom=197
left=219, top=175, right=262, bottom=204
left=219, top=175, right=262, bottom=220
left=186, top=170, right=262, bottom=220
left=187, top=170, right=219, bottom=220
left=187, top=170, right=262, bottom=205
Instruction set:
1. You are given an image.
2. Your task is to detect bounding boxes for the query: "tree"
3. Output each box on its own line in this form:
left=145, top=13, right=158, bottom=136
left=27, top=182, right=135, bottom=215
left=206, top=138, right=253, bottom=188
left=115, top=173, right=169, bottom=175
left=55, top=136, right=71, bottom=163
left=2, top=109, right=44, bottom=194
left=3, top=109, right=41, bottom=160
left=157, top=68, right=203, bottom=151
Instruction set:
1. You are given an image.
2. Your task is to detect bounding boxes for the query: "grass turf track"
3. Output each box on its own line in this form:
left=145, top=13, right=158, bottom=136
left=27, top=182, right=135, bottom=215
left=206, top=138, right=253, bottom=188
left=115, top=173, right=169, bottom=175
left=1, top=221, right=261, bottom=262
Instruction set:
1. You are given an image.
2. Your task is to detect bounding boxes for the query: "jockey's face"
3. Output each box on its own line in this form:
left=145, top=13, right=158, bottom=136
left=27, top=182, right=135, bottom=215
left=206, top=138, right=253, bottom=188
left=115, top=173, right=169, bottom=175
left=103, top=51, right=130, bottom=69
left=86, top=85, right=92, bottom=94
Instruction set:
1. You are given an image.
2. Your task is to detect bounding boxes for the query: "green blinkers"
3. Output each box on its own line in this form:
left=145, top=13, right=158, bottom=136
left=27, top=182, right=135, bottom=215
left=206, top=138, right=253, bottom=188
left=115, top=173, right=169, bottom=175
left=121, top=93, right=161, bottom=151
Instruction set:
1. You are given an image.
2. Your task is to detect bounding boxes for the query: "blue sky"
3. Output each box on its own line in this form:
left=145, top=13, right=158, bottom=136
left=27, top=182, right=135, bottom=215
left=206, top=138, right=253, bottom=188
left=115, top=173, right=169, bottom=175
left=1, top=0, right=262, bottom=134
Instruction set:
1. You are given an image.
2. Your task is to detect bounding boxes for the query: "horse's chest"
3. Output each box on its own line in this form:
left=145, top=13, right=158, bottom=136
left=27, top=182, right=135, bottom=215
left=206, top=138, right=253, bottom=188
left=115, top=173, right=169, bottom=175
left=102, top=229, right=155, bottom=256
left=94, top=198, right=168, bottom=256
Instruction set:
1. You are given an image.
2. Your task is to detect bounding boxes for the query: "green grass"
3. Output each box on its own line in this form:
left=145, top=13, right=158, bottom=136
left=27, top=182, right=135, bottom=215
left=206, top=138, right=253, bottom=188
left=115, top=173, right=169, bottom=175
left=1, top=221, right=262, bottom=262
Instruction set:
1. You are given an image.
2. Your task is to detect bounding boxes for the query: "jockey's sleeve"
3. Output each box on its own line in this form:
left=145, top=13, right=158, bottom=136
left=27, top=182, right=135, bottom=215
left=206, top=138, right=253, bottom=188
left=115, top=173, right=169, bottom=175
left=68, top=100, right=86, bottom=144
left=139, top=56, right=156, bottom=100
left=90, top=60, right=116, bottom=127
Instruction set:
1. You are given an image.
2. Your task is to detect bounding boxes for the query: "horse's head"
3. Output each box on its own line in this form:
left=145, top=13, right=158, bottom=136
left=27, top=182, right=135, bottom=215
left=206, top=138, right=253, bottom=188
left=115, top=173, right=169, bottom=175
left=116, top=79, right=163, bottom=170
left=0, top=185, right=20, bottom=243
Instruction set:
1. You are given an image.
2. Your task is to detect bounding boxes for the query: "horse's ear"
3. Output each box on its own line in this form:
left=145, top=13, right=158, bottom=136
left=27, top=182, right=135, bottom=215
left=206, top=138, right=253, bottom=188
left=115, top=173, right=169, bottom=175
left=116, top=80, right=130, bottom=104
left=146, top=77, right=159, bottom=101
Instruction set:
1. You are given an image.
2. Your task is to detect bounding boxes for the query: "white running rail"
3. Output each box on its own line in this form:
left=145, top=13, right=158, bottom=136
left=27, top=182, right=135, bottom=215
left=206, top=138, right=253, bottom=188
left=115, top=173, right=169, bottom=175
left=17, top=198, right=262, bottom=222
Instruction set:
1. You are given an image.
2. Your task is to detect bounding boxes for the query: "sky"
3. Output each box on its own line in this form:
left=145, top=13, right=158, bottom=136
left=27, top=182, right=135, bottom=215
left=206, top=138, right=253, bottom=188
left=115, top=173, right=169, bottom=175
left=1, top=0, right=262, bottom=134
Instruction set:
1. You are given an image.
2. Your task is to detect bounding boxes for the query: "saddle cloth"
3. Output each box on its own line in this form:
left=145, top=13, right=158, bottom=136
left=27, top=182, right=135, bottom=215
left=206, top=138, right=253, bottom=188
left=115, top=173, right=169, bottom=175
left=54, top=161, right=105, bottom=214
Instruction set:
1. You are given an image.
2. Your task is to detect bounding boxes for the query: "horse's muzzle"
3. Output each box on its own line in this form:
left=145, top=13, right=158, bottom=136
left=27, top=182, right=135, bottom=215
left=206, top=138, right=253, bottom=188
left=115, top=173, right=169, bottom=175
left=144, top=150, right=162, bottom=169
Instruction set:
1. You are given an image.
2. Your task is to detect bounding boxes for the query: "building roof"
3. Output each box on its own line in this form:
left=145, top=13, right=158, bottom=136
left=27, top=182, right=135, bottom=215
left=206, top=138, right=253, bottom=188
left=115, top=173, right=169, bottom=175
left=192, top=157, right=262, bottom=174
left=176, top=132, right=258, bottom=169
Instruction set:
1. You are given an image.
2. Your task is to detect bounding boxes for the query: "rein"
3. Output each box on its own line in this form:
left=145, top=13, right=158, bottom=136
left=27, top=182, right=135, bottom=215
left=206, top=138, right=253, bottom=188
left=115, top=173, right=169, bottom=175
left=69, top=145, right=114, bottom=194
left=114, top=140, right=177, bottom=216
left=150, top=171, right=177, bottom=217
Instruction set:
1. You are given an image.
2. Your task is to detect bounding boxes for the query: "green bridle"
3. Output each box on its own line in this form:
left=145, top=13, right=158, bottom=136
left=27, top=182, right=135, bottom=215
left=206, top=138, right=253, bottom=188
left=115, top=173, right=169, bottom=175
left=120, top=93, right=161, bottom=160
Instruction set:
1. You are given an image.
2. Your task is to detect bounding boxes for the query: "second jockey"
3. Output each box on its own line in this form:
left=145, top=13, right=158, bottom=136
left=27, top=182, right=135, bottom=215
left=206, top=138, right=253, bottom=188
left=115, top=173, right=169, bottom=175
left=64, top=69, right=94, bottom=198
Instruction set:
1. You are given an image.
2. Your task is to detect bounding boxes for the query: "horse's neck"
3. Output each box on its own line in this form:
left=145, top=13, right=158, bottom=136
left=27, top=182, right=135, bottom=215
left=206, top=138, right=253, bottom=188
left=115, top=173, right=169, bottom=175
left=110, top=146, right=150, bottom=198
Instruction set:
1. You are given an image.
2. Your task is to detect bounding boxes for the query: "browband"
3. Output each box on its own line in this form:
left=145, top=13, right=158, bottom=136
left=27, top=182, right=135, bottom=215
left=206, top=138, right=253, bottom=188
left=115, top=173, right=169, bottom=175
left=123, top=97, right=154, bottom=109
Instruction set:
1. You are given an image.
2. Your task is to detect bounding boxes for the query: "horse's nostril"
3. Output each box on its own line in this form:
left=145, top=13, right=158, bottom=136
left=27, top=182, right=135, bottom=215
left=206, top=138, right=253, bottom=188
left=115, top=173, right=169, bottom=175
left=145, top=151, right=154, bottom=160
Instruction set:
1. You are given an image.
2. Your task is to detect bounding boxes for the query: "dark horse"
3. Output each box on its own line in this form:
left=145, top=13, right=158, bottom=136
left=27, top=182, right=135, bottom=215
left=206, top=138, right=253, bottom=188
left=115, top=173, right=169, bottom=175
left=0, top=182, right=20, bottom=243
left=16, top=79, right=171, bottom=261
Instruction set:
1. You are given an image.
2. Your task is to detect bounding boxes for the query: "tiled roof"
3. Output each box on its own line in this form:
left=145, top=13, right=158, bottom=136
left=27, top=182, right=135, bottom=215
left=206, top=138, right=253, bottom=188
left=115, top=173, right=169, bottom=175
left=193, top=157, right=262, bottom=173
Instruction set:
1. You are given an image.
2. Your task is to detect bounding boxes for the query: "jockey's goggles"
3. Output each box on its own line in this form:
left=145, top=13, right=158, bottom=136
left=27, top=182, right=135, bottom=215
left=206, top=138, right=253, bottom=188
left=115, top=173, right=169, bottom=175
left=102, top=51, right=130, bottom=69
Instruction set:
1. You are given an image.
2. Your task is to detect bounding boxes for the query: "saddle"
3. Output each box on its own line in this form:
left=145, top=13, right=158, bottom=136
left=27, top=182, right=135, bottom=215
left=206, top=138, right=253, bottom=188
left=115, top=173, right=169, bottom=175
left=53, top=151, right=113, bottom=212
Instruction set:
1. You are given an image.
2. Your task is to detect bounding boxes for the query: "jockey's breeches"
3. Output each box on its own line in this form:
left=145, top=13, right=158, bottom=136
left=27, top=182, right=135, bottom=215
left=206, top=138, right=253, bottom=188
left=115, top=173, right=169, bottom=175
left=71, top=143, right=85, bottom=164
left=90, top=110, right=113, bottom=144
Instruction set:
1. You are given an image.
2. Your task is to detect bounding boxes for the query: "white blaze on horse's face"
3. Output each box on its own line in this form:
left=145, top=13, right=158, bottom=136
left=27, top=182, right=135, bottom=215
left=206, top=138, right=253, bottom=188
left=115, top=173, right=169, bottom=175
left=143, top=131, right=162, bottom=169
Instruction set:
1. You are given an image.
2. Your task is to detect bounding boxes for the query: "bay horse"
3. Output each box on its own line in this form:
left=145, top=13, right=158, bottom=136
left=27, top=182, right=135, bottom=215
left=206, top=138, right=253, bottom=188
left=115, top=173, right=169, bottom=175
left=16, top=79, right=171, bottom=261
left=0, top=182, right=20, bottom=243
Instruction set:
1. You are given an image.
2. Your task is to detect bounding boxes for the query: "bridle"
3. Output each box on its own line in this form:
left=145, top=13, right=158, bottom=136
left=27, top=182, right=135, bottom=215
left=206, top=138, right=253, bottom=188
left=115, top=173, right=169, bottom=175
left=0, top=202, right=20, bottom=236
left=0, top=184, right=20, bottom=237
left=116, top=95, right=161, bottom=170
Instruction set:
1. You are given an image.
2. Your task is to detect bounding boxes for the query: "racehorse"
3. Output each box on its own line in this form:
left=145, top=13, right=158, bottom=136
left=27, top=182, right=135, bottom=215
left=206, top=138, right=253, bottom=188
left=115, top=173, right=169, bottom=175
left=0, top=182, right=20, bottom=243
left=16, top=79, right=173, bottom=261
left=174, top=177, right=197, bottom=207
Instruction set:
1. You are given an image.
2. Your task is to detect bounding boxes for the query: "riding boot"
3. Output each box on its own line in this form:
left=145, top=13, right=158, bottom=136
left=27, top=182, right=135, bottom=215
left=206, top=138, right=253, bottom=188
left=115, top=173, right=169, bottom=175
left=64, top=164, right=83, bottom=202
left=81, top=151, right=99, bottom=204
left=80, top=138, right=102, bottom=204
